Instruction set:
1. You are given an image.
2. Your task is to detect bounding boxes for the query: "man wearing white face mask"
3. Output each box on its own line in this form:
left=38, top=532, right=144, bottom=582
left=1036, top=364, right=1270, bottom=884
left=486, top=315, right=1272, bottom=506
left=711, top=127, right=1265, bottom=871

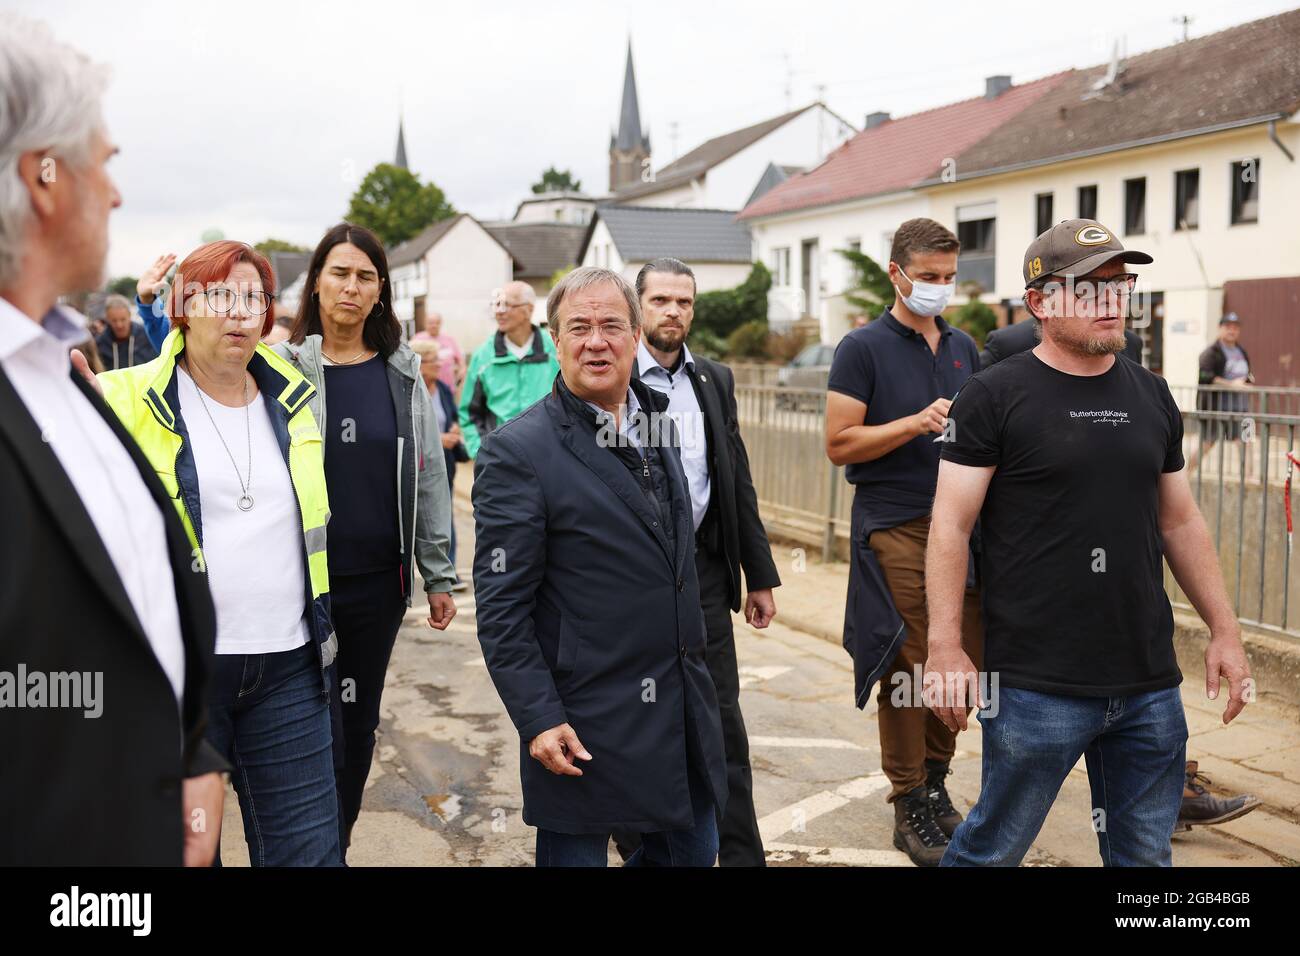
left=824, top=218, right=983, bottom=866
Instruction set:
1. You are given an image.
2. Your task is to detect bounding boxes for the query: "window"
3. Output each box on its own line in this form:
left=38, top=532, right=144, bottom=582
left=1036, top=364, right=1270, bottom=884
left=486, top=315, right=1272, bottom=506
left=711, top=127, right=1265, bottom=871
left=1174, top=169, right=1199, bottom=230
left=955, top=216, right=996, bottom=293
left=771, top=247, right=791, bottom=285
left=1034, top=192, right=1054, bottom=236
left=1231, top=158, right=1260, bottom=224
left=1078, top=185, right=1097, bottom=220
left=846, top=237, right=861, bottom=253
left=1124, top=177, right=1146, bottom=235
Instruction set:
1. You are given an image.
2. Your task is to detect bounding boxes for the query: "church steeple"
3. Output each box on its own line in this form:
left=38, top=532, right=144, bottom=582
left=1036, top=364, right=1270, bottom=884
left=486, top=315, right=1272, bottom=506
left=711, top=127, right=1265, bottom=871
left=609, top=39, right=651, bottom=192
left=394, top=118, right=408, bottom=170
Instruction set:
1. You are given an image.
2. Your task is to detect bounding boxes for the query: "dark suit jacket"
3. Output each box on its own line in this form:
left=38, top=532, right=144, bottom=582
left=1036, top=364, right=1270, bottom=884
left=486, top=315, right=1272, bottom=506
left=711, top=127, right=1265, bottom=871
left=979, top=320, right=1143, bottom=369
left=635, top=356, right=781, bottom=612
left=0, top=366, right=227, bottom=866
left=471, top=377, right=727, bottom=834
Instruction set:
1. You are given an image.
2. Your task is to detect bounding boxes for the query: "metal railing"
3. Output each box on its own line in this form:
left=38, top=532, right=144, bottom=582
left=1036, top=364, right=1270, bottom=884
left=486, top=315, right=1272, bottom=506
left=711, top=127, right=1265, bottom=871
left=736, top=383, right=1300, bottom=639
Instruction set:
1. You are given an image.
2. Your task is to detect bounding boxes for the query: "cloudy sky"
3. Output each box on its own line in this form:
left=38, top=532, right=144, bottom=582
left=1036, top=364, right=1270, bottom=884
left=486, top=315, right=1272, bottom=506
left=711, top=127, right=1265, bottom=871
left=7, top=0, right=1297, bottom=278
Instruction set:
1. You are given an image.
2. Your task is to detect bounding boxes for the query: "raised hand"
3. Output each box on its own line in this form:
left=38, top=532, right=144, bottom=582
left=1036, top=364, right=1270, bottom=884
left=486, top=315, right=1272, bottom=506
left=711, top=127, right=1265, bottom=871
left=137, top=253, right=177, bottom=305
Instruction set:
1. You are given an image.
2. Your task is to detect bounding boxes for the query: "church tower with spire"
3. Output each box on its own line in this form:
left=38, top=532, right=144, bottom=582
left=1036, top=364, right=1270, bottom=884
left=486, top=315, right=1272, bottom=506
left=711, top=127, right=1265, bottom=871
left=609, top=40, right=651, bottom=192
left=394, top=117, right=409, bottom=170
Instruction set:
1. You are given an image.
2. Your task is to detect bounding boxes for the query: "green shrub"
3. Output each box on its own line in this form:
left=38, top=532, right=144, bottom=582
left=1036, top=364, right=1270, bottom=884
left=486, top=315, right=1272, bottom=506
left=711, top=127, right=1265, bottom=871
left=693, top=262, right=772, bottom=340
left=949, top=298, right=998, bottom=348
left=726, top=320, right=769, bottom=359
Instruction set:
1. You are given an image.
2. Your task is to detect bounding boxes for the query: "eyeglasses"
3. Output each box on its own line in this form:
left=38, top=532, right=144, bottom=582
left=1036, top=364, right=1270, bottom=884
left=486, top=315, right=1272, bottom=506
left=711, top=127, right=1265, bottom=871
left=202, top=287, right=273, bottom=316
left=1038, top=274, right=1138, bottom=302
left=563, top=320, right=632, bottom=342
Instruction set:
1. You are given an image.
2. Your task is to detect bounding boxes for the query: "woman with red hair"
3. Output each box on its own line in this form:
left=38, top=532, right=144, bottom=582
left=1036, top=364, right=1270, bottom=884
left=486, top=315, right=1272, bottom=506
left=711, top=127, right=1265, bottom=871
left=97, top=240, right=341, bottom=866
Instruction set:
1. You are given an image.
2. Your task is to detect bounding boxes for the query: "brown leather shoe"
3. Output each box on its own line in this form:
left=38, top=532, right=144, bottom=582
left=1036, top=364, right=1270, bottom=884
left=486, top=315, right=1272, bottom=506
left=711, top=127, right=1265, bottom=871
left=893, top=786, right=950, bottom=866
left=1176, top=761, right=1261, bottom=831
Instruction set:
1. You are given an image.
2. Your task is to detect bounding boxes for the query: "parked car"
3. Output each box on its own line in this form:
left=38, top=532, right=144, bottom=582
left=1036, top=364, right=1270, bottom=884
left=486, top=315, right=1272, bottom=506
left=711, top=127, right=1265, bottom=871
left=775, top=342, right=833, bottom=411
left=777, top=342, right=834, bottom=389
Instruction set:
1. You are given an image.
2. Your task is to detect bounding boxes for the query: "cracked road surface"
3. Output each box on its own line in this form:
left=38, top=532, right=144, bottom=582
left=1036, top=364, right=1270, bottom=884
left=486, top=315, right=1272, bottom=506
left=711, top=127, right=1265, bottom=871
left=219, top=509, right=1298, bottom=867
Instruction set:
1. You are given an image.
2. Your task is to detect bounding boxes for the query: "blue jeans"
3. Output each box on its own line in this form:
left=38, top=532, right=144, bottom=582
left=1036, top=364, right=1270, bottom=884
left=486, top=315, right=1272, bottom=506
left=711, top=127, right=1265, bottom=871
left=535, top=760, right=719, bottom=867
left=942, top=686, right=1188, bottom=867
left=206, top=641, right=342, bottom=867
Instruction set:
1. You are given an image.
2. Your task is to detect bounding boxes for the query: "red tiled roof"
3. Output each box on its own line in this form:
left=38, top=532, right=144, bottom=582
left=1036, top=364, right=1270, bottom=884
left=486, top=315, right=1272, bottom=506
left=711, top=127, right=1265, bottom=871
left=737, top=73, right=1070, bottom=220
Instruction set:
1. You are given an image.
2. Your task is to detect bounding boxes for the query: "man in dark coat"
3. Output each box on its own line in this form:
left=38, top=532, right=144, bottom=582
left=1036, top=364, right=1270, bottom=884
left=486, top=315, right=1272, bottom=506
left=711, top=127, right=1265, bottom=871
left=472, top=266, right=727, bottom=867
left=0, top=16, right=226, bottom=866
left=980, top=315, right=1143, bottom=369
left=94, top=293, right=156, bottom=369
left=621, top=257, right=781, bottom=866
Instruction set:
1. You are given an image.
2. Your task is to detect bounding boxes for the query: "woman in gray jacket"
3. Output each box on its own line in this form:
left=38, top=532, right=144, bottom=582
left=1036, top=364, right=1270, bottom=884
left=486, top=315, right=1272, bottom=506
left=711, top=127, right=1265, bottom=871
left=276, top=223, right=456, bottom=858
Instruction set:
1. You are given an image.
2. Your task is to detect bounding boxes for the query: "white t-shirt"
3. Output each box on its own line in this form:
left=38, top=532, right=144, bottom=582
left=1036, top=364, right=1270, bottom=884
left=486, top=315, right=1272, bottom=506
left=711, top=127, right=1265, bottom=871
left=505, top=336, right=531, bottom=360
left=177, top=367, right=310, bottom=656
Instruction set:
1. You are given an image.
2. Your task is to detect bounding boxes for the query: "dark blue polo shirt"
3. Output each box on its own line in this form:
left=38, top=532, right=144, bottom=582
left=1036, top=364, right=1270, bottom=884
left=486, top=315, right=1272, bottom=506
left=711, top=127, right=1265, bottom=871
left=828, top=310, right=979, bottom=529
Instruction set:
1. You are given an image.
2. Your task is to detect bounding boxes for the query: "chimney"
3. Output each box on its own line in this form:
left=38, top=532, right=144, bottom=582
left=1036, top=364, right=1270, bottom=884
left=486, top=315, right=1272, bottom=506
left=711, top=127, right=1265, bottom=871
left=865, top=111, right=890, bottom=129
left=984, top=75, right=1012, bottom=99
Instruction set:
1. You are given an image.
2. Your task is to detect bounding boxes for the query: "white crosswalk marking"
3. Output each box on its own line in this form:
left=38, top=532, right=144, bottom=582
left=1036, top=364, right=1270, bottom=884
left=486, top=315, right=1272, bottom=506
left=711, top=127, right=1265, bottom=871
left=749, top=736, right=865, bottom=750
left=757, top=772, right=889, bottom=844
left=738, top=665, right=791, bottom=687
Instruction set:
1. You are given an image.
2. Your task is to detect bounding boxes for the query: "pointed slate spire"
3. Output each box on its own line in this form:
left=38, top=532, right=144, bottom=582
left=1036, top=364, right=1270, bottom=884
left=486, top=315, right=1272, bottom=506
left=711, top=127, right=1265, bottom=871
left=614, top=39, right=650, bottom=153
left=394, top=118, right=408, bottom=170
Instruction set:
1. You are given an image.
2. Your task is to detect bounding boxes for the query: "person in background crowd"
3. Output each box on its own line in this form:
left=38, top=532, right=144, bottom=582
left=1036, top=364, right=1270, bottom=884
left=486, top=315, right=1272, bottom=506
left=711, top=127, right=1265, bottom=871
left=262, top=311, right=292, bottom=346
left=928, top=219, right=1252, bottom=867
left=472, top=266, right=728, bottom=867
left=422, top=310, right=464, bottom=394
left=0, top=12, right=226, bottom=866
left=614, top=256, right=780, bottom=867
left=1190, top=312, right=1253, bottom=473
left=134, top=251, right=176, bottom=351
left=99, top=240, right=341, bottom=866
left=278, top=222, right=457, bottom=858
left=979, top=270, right=1262, bottom=839
left=824, top=218, right=983, bottom=867
left=96, top=292, right=155, bottom=369
left=411, top=337, right=469, bottom=592
left=459, top=280, right=559, bottom=457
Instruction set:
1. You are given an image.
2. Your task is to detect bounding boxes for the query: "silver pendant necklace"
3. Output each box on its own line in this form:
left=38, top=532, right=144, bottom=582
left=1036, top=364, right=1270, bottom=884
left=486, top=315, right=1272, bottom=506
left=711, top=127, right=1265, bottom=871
left=190, top=368, right=254, bottom=511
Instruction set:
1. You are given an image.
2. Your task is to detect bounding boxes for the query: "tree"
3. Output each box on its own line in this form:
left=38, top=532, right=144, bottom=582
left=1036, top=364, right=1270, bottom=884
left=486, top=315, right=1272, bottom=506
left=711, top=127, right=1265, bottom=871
left=531, top=167, right=582, bottom=194
left=106, top=276, right=137, bottom=298
left=837, top=247, right=896, bottom=318
left=254, top=238, right=308, bottom=256
left=549, top=265, right=575, bottom=290
left=346, top=163, right=455, bottom=247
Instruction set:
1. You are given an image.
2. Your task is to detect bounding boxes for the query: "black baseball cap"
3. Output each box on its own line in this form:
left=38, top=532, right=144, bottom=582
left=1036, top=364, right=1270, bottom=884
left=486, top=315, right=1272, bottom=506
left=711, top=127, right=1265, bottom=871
left=1023, top=218, right=1153, bottom=289
left=1220, top=312, right=1241, bottom=325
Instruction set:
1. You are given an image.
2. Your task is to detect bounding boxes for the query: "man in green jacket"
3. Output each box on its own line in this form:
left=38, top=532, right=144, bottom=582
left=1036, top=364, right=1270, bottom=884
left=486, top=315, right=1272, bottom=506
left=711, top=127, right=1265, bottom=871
left=459, top=280, right=560, bottom=457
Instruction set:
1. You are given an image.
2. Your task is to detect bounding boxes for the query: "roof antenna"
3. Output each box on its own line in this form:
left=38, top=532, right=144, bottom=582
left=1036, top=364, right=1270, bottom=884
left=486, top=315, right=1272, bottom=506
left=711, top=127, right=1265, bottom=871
left=1085, top=37, right=1127, bottom=99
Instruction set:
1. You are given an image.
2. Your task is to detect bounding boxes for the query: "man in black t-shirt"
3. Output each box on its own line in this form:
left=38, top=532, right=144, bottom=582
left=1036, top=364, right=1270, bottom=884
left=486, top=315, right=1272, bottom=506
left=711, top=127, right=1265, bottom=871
left=925, top=219, right=1252, bottom=867
left=825, top=218, right=983, bottom=867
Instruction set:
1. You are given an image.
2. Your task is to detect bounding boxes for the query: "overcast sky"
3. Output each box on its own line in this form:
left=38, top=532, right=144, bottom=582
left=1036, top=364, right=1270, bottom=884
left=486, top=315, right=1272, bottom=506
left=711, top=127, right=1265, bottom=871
left=7, top=0, right=1297, bottom=278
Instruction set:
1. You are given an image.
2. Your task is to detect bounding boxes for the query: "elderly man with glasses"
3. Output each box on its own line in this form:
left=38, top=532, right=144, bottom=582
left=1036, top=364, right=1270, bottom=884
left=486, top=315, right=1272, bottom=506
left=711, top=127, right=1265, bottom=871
left=458, top=279, right=559, bottom=458
left=924, top=219, right=1252, bottom=867
left=471, top=266, right=727, bottom=866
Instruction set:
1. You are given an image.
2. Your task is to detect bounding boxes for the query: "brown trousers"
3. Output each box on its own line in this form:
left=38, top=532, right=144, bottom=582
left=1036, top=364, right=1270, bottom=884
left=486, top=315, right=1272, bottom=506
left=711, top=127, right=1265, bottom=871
left=869, top=515, right=984, bottom=802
